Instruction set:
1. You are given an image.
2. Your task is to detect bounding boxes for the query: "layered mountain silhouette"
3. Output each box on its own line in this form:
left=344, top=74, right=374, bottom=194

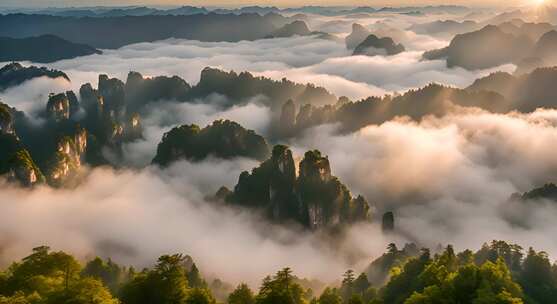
left=0, top=35, right=101, bottom=63
left=0, top=62, right=69, bottom=92
left=275, top=65, right=557, bottom=136
left=466, top=66, right=557, bottom=112
left=4, top=5, right=470, bottom=18
left=345, top=23, right=371, bottom=49
left=423, top=25, right=534, bottom=70
left=265, top=20, right=339, bottom=41
left=409, top=20, right=480, bottom=38
left=266, top=20, right=311, bottom=38
left=423, top=21, right=557, bottom=70
left=0, top=13, right=294, bottom=49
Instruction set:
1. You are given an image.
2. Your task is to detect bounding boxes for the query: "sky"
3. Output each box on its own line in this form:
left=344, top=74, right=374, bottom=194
left=0, top=0, right=528, bottom=9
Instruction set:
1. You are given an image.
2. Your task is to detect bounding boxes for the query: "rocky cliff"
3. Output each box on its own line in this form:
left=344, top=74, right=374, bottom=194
left=223, top=145, right=371, bottom=229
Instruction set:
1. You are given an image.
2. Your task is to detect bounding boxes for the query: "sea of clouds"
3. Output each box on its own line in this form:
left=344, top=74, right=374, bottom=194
left=1, top=10, right=555, bottom=286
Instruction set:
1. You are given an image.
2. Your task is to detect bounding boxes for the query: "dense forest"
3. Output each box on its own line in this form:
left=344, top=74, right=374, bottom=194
left=1, top=241, right=556, bottom=304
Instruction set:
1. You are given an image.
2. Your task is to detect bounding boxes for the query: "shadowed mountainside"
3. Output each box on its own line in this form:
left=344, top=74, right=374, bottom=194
left=0, top=62, right=69, bottom=92
left=152, top=120, right=270, bottom=166
left=0, top=13, right=293, bottom=49
left=0, top=35, right=101, bottom=63
left=218, top=145, right=371, bottom=230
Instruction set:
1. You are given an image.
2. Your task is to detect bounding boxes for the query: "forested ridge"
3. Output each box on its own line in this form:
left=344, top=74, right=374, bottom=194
left=1, top=240, right=556, bottom=304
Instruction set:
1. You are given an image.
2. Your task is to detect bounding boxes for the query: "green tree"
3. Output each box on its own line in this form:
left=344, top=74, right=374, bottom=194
left=317, top=288, right=341, bottom=304
left=347, top=294, right=363, bottom=304
left=228, top=283, right=255, bottom=304
left=0, top=247, right=117, bottom=304
left=352, top=273, right=370, bottom=296
left=340, top=270, right=355, bottom=301
left=82, top=257, right=128, bottom=294
left=47, top=277, right=118, bottom=304
left=379, top=249, right=431, bottom=304
left=120, top=254, right=190, bottom=304
left=255, top=268, right=307, bottom=304
left=518, top=248, right=557, bottom=304
left=186, top=264, right=206, bottom=289
left=404, top=257, right=524, bottom=304
left=185, top=288, right=215, bottom=304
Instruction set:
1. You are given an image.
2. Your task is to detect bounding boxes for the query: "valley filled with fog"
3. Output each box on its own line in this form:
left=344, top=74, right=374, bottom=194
left=2, top=2, right=557, bottom=304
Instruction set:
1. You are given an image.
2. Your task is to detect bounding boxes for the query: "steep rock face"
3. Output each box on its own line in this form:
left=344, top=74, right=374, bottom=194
left=268, top=145, right=298, bottom=220
left=345, top=23, right=371, bottom=49
left=98, top=74, right=126, bottom=119
left=46, top=93, right=70, bottom=121
left=223, top=145, right=371, bottom=229
left=382, top=212, right=395, bottom=232
left=124, top=71, right=191, bottom=114
left=296, top=104, right=314, bottom=129
left=78, top=74, right=144, bottom=163
left=125, top=113, right=143, bottom=141
left=0, top=134, right=45, bottom=186
left=227, top=145, right=301, bottom=221
left=0, top=62, right=69, bottom=92
left=0, top=102, right=15, bottom=135
left=46, top=128, right=87, bottom=186
left=80, top=83, right=104, bottom=118
left=297, top=150, right=336, bottom=228
left=297, top=150, right=369, bottom=229
left=278, top=99, right=296, bottom=137
left=66, top=90, right=80, bottom=117
left=153, top=120, right=270, bottom=166
left=353, top=34, right=405, bottom=56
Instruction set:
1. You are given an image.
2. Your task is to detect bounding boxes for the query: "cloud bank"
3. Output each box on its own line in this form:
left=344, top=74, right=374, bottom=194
left=37, top=33, right=513, bottom=101
left=290, top=109, right=557, bottom=255
left=0, top=162, right=394, bottom=286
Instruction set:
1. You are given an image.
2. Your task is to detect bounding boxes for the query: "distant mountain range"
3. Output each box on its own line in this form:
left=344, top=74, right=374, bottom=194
left=423, top=21, right=557, bottom=71
left=0, top=35, right=100, bottom=63
left=0, top=5, right=471, bottom=17
left=0, top=13, right=294, bottom=49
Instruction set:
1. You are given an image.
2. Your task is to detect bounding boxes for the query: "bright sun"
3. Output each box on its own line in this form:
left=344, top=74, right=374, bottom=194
left=533, top=0, right=546, bottom=5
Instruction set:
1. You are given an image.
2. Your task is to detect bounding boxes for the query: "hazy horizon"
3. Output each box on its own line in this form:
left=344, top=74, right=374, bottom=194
left=0, top=0, right=531, bottom=9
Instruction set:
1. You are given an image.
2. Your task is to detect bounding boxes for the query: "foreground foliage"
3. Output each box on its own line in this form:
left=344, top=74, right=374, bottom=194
left=1, top=240, right=556, bottom=304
